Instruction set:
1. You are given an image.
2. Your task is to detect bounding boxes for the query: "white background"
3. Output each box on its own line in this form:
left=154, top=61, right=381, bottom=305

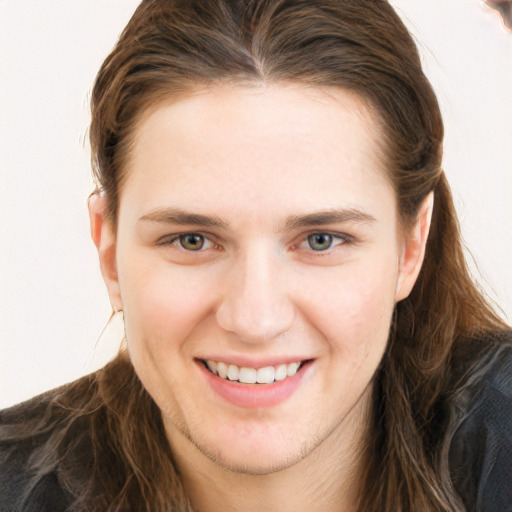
left=1, top=0, right=511, bottom=408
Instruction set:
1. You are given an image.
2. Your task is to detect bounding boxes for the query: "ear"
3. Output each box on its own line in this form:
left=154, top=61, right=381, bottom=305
left=395, top=192, right=434, bottom=302
left=88, top=193, right=123, bottom=311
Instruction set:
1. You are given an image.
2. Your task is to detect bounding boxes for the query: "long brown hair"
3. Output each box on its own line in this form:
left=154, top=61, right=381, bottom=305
left=3, top=1, right=508, bottom=510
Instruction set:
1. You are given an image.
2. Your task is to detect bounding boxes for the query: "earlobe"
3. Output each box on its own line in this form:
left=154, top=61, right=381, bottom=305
left=88, top=194, right=123, bottom=311
left=395, top=192, right=434, bottom=302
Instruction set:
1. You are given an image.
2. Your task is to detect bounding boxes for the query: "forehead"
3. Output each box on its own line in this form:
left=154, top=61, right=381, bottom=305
left=121, top=84, right=394, bottom=224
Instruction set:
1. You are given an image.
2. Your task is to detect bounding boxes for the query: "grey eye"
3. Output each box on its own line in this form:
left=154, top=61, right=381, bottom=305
left=179, top=234, right=205, bottom=251
left=307, top=233, right=333, bottom=251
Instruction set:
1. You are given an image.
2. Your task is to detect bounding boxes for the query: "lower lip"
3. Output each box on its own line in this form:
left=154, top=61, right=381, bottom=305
left=198, top=361, right=311, bottom=409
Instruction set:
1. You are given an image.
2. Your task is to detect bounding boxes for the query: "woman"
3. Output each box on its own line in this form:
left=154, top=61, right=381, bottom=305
left=1, top=0, right=511, bottom=511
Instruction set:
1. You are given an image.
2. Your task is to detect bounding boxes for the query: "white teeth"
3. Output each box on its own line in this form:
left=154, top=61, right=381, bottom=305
left=274, top=364, right=287, bottom=381
left=206, top=360, right=218, bottom=375
left=256, top=366, right=274, bottom=384
left=217, top=362, right=228, bottom=379
left=287, top=362, right=300, bottom=377
left=204, top=360, right=304, bottom=384
left=239, top=367, right=257, bottom=384
left=227, top=364, right=239, bottom=381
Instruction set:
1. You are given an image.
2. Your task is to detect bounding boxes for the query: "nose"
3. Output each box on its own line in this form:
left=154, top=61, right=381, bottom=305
left=215, top=245, right=295, bottom=344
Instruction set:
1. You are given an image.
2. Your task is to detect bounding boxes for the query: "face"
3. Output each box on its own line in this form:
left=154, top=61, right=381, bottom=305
left=91, top=84, right=431, bottom=475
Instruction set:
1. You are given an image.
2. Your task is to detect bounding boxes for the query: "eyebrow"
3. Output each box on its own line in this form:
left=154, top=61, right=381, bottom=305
left=281, top=208, right=377, bottom=231
left=139, top=206, right=376, bottom=231
left=138, top=208, right=229, bottom=229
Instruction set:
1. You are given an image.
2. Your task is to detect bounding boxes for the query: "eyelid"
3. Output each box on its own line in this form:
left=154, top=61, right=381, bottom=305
left=155, top=230, right=354, bottom=253
left=295, top=231, right=354, bottom=252
left=157, top=231, right=218, bottom=251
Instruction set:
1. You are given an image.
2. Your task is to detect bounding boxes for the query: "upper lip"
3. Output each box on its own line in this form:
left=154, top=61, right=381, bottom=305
left=196, top=356, right=312, bottom=368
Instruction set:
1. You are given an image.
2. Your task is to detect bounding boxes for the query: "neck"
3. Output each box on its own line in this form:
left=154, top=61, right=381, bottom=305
left=166, top=390, right=372, bottom=512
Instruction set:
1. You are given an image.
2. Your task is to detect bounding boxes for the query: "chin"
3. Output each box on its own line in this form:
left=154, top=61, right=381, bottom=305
left=203, top=444, right=307, bottom=476
left=192, top=423, right=319, bottom=476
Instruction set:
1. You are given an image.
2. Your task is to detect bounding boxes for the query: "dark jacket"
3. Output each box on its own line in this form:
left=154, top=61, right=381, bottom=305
left=2, top=337, right=512, bottom=512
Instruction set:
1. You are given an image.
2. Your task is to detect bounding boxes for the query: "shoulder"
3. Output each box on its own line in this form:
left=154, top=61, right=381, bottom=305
left=448, top=331, right=512, bottom=512
left=0, top=447, right=69, bottom=512
left=0, top=381, right=96, bottom=512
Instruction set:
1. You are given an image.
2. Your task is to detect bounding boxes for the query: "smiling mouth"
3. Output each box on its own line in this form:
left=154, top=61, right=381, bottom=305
left=201, top=359, right=310, bottom=385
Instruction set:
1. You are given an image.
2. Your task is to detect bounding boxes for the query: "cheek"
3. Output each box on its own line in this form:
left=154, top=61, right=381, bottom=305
left=302, top=259, right=398, bottom=354
left=118, top=256, right=220, bottom=355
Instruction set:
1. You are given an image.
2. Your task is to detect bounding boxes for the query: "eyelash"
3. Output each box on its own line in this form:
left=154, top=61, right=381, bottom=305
left=159, top=231, right=353, bottom=254
left=296, top=232, right=353, bottom=253
left=160, top=233, right=219, bottom=252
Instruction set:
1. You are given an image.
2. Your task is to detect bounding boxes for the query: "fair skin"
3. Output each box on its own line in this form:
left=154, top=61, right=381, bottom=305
left=89, top=84, right=433, bottom=512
